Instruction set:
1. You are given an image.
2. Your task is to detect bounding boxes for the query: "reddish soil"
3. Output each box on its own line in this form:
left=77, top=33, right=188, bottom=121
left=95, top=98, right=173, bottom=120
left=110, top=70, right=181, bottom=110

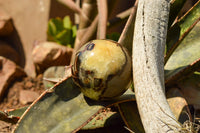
left=0, top=74, right=45, bottom=132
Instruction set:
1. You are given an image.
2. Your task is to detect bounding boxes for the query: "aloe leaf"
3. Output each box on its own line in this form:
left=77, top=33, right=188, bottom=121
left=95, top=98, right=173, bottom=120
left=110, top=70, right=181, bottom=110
left=165, top=0, right=200, bottom=63
left=81, top=109, right=117, bottom=130
left=14, top=77, right=135, bottom=133
left=0, top=110, right=20, bottom=124
left=80, top=90, right=136, bottom=132
left=6, top=107, right=28, bottom=118
left=80, top=110, right=127, bottom=133
left=79, top=114, right=128, bottom=133
left=43, top=66, right=66, bottom=89
left=177, top=73, right=200, bottom=108
left=14, top=77, right=100, bottom=133
left=0, top=106, right=28, bottom=119
left=168, top=0, right=187, bottom=27
left=165, top=20, right=200, bottom=84
left=165, top=58, right=200, bottom=85
left=0, top=106, right=28, bottom=124
left=166, top=88, right=191, bottom=123
left=117, top=101, right=145, bottom=133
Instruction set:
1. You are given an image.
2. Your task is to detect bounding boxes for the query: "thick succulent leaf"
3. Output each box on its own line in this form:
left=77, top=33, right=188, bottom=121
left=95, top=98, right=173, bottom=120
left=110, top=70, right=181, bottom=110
left=14, top=77, right=100, bottom=133
left=0, top=106, right=28, bottom=124
left=79, top=110, right=128, bottom=133
left=164, top=21, right=200, bottom=84
left=80, top=89, right=136, bottom=132
left=6, top=107, right=28, bottom=118
left=168, top=0, right=187, bottom=27
left=43, top=66, right=66, bottom=89
left=177, top=73, right=200, bottom=108
left=166, top=88, right=191, bottom=124
left=81, top=110, right=117, bottom=130
left=79, top=115, right=129, bottom=133
left=0, top=111, right=19, bottom=124
left=117, top=100, right=145, bottom=133
left=14, top=77, right=135, bottom=133
left=165, top=0, right=200, bottom=62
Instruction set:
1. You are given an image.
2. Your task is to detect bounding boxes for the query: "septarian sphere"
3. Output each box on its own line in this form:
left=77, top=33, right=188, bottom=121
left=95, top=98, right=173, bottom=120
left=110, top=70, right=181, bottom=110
left=72, top=40, right=131, bottom=100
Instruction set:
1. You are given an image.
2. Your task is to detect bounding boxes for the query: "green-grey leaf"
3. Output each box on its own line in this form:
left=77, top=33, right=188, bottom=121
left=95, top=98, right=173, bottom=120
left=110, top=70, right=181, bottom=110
left=7, top=106, right=28, bottom=118
left=79, top=112, right=128, bottom=133
left=43, top=66, right=66, bottom=89
left=166, top=88, right=191, bottom=124
left=165, top=21, right=200, bottom=83
left=0, top=107, right=26, bottom=124
left=14, top=77, right=102, bottom=133
left=177, top=73, right=200, bottom=107
left=168, top=0, right=187, bottom=27
left=117, top=101, right=145, bottom=133
left=81, top=111, right=127, bottom=132
left=165, top=1, right=200, bottom=62
left=14, top=77, right=135, bottom=133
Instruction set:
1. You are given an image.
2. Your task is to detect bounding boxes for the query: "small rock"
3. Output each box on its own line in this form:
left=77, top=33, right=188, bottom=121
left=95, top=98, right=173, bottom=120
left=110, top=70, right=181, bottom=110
left=24, top=81, right=33, bottom=89
left=0, top=56, right=26, bottom=101
left=19, top=90, right=39, bottom=105
left=0, top=8, right=14, bottom=36
left=32, top=41, right=73, bottom=73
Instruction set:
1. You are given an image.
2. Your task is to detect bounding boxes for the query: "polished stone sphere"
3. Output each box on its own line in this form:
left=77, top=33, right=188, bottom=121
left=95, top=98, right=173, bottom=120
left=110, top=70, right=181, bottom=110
left=72, top=40, right=131, bottom=100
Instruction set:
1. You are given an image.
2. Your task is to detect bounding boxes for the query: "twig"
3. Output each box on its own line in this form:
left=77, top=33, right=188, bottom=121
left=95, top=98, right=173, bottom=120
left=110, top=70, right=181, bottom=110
left=71, top=0, right=97, bottom=65
left=97, top=0, right=108, bottom=39
left=118, top=0, right=138, bottom=54
left=107, top=7, right=133, bottom=28
left=71, top=15, right=99, bottom=64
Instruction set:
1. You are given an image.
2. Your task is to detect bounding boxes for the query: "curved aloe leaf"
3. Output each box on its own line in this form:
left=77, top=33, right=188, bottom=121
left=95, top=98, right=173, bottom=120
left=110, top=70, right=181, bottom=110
left=168, top=0, right=187, bottom=27
left=14, top=77, right=102, bottom=133
left=14, top=77, right=135, bottom=133
left=0, top=111, right=19, bottom=124
left=165, top=21, right=200, bottom=85
left=6, top=107, right=28, bottom=118
left=117, top=101, right=144, bottom=133
left=81, top=110, right=117, bottom=130
left=43, top=66, right=66, bottom=89
left=177, top=73, right=200, bottom=107
left=165, top=0, right=200, bottom=63
left=0, top=106, right=28, bottom=123
left=166, top=88, right=191, bottom=124
left=80, top=110, right=128, bottom=132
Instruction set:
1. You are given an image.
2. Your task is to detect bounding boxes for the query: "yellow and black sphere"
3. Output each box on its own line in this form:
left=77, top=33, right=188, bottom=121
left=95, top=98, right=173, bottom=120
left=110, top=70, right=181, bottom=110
left=72, top=40, right=131, bottom=100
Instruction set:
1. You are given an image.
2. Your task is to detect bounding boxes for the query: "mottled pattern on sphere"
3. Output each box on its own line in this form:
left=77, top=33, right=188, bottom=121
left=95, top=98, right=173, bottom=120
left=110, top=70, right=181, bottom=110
left=72, top=40, right=132, bottom=100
